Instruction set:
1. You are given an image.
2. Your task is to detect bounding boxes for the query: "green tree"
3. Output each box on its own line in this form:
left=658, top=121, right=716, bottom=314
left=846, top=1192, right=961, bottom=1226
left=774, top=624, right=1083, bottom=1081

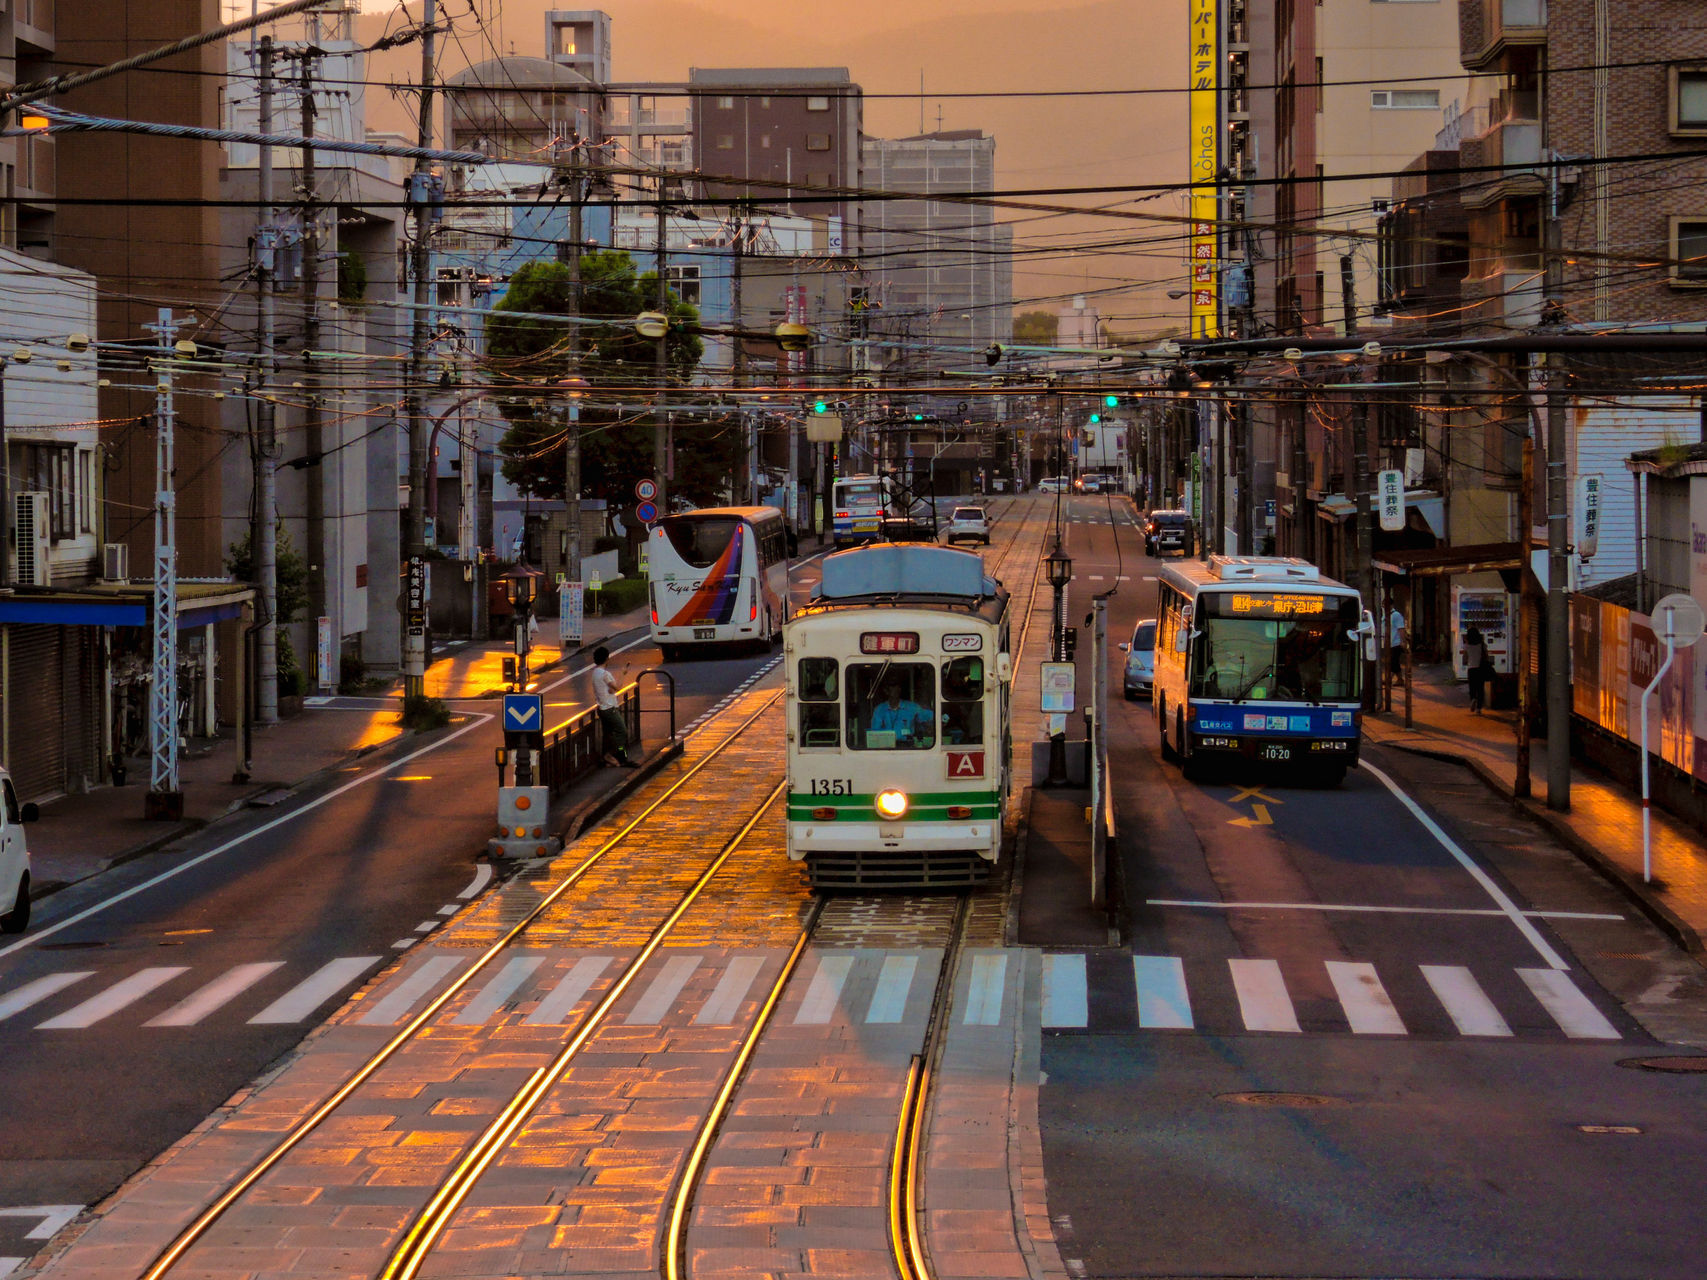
left=485, top=255, right=734, bottom=505
left=1014, top=310, right=1058, bottom=346
left=227, top=525, right=310, bottom=697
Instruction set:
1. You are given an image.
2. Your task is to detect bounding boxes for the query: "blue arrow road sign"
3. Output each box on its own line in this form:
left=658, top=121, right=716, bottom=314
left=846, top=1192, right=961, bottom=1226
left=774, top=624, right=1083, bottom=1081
left=503, top=693, right=544, bottom=732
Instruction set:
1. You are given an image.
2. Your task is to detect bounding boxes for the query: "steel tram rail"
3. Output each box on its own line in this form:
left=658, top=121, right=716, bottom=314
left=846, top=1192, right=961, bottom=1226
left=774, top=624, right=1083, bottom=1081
left=138, top=688, right=786, bottom=1280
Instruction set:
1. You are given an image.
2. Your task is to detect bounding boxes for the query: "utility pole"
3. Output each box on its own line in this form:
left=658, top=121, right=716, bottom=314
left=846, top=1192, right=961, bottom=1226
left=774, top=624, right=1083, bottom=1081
left=254, top=35, right=280, bottom=727
left=1343, top=255, right=1373, bottom=609
left=299, top=45, right=326, bottom=687
left=1543, top=166, right=1571, bottom=811
left=145, top=308, right=185, bottom=821
left=654, top=180, right=669, bottom=513
left=563, top=143, right=584, bottom=593
left=1516, top=418, right=1535, bottom=798
left=402, top=0, right=439, bottom=700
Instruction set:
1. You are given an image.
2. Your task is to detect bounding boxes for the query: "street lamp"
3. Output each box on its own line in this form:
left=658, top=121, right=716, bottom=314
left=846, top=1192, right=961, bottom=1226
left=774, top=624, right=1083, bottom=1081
left=1045, top=543, right=1073, bottom=661
left=498, top=563, right=542, bottom=688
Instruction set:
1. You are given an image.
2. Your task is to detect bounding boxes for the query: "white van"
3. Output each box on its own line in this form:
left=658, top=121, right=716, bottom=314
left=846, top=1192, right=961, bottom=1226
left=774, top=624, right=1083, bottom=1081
left=1, top=768, right=38, bottom=933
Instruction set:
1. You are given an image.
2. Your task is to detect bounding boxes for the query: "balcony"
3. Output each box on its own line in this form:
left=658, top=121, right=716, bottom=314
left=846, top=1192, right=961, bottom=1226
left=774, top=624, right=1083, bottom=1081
left=1460, top=0, right=1548, bottom=72
left=1462, top=269, right=1544, bottom=329
left=1459, top=117, right=1543, bottom=207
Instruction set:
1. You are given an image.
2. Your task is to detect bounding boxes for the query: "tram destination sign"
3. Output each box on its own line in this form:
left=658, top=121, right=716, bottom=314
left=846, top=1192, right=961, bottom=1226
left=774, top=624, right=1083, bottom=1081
left=1226, top=592, right=1327, bottom=619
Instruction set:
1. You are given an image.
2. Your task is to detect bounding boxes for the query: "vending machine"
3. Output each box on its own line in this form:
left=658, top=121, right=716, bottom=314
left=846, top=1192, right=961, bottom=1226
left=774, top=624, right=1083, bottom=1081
left=1452, top=586, right=1516, bottom=680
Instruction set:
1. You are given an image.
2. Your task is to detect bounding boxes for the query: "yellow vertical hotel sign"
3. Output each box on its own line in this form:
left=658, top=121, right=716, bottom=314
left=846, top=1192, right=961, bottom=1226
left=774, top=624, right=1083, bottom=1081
left=1188, top=0, right=1220, bottom=338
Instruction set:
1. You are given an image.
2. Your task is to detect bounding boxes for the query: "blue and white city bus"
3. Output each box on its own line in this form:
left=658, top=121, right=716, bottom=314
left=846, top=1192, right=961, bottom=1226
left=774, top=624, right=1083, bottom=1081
left=1152, top=556, right=1372, bottom=784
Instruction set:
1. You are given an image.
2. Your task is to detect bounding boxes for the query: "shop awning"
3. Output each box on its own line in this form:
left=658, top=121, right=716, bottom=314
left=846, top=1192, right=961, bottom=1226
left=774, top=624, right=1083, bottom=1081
left=0, top=581, right=253, bottom=628
left=1372, top=542, right=1523, bottom=577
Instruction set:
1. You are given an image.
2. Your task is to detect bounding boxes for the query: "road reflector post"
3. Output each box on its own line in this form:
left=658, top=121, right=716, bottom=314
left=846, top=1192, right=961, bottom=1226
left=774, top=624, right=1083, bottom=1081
left=489, top=785, right=560, bottom=860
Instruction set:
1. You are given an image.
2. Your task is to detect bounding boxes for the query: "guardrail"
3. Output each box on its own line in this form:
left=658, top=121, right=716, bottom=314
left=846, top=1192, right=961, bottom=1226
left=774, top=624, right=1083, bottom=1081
left=537, top=674, right=675, bottom=795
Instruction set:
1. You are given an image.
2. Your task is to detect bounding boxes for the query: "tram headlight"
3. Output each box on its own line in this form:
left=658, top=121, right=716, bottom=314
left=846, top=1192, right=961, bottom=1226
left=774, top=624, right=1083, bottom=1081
left=875, top=788, right=909, bottom=820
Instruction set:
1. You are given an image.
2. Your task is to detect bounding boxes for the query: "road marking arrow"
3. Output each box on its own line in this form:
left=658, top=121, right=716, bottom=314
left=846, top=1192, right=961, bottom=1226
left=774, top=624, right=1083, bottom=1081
left=1229, top=803, right=1274, bottom=829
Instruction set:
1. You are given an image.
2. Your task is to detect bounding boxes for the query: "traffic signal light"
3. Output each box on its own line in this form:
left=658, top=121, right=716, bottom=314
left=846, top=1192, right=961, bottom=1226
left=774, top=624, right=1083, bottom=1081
left=1089, top=412, right=1101, bottom=424
left=1104, top=394, right=1119, bottom=408
left=813, top=399, right=828, bottom=414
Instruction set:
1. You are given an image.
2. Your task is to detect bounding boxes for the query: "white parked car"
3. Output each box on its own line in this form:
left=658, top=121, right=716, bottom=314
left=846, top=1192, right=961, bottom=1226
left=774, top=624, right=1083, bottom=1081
left=0, top=767, right=38, bottom=933
left=1038, top=476, right=1069, bottom=493
left=942, top=505, right=991, bottom=546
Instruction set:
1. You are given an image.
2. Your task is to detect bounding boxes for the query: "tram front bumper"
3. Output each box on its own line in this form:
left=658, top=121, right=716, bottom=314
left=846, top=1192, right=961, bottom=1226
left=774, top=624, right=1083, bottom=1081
left=788, top=820, right=998, bottom=862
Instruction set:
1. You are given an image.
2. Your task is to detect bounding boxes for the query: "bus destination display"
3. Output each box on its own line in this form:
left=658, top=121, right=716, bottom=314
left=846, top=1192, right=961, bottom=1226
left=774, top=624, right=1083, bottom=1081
left=1226, top=592, right=1327, bottom=618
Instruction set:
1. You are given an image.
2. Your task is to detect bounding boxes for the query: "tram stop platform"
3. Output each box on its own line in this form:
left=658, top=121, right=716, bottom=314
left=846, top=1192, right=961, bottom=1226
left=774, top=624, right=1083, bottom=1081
left=23, top=606, right=663, bottom=902
left=1364, top=660, right=1707, bottom=956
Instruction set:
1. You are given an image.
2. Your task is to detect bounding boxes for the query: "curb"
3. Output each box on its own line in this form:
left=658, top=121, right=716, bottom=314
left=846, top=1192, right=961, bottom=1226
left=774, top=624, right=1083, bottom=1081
left=1372, top=733, right=1705, bottom=957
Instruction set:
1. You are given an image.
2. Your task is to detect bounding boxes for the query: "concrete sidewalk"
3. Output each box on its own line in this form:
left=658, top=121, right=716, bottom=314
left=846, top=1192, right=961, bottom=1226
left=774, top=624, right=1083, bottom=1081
left=1365, top=661, right=1707, bottom=955
left=25, top=604, right=652, bottom=899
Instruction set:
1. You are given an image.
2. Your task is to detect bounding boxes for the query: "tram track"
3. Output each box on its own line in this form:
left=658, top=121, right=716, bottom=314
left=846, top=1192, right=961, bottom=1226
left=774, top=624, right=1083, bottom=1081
left=86, top=502, right=1066, bottom=1280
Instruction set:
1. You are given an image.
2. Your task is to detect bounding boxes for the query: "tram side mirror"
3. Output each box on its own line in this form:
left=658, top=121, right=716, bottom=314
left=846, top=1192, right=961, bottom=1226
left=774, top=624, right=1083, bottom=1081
left=1174, top=628, right=1190, bottom=654
left=995, top=653, right=1012, bottom=683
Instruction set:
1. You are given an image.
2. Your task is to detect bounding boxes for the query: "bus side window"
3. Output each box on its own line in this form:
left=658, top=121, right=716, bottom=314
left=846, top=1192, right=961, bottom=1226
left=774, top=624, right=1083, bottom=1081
left=798, top=657, right=840, bottom=747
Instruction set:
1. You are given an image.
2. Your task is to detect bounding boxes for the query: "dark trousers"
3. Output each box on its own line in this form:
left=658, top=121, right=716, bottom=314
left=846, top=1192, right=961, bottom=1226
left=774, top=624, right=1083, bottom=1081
left=598, top=706, right=629, bottom=762
left=1468, top=668, right=1487, bottom=711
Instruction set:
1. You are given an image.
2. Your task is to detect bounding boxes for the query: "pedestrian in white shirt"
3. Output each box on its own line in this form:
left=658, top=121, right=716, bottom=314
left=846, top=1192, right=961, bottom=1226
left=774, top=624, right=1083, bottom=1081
left=592, top=646, right=635, bottom=767
left=1387, top=606, right=1406, bottom=677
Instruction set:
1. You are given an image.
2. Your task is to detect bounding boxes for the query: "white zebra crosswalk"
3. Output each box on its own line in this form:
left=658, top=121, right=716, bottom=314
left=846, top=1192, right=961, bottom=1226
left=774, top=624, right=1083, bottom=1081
left=0, top=947, right=1630, bottom=1042
left=1041, top=953, right=1626, bottom=1041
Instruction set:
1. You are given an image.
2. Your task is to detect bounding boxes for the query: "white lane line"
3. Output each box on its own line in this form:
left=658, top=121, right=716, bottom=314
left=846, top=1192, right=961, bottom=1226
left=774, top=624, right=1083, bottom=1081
left=391, top=939, right=416, bottom=950
left=38, top=967, right=188, bottom=1029
left=0, top=711, right=498, bottom=962
left=1041, top=953, right=1088, bottom=1028
left=250, top=957, right=379, bottom=1025
left=1325, top=961, right=1407, bottom=1035
left=1146, top=898, right=1622, bottom=921
left=865, top=954, right=919, bottom=1025
left=794, top=953, right=856, bottom=1024
left=697, top=955, right=767, bottom=1026
left=357, top=954, right=464, bottom=1025
left=1420, top=964, right=1512, bottom=1036
left=626, top=953, right=701, bottom=1024
left=1519, top=968, right=1621, bottom=1039
left=458, top=864, right=493, bottom=899
left=963, top=951, right=1009, bottom=1026
left=525, top=956, right=610, bottom=1025
left=0, top=972, right=90, bottom=1022
left=454, top=956, right=545, bottom=1025
left=1228, top=958, right=1300, bottom=1033
left=413, top=921, right=437, bottom=934
left=437, top=905, right=459, bottom=916
left=1362, top=759, right=1570, bottom=971
left=145, top=962, right=284, bottom=1027
left=1134, top=955, right=1193, bottom=1029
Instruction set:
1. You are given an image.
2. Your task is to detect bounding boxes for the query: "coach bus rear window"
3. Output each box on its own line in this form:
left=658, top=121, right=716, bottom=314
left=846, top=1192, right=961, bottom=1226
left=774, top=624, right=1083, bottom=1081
left=1190, top=593, right=1362, bottom=703
left=660, top=517, right=739, bottom=569
left=847, top=662, right=935, bottom=749
left=797, top=657, right=839, bottom=748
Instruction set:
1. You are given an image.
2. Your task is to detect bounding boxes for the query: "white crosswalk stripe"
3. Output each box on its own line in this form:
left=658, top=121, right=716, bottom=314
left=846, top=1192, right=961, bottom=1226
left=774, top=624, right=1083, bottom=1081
left=962, top=951, right=1009, bottom=1025
left=146, top=962, right=283, bottom=1028
left=250, top=957, right=378, bottom=1025
left=524, top=955, right=609, bottom=1025
left=357, top=954, right=463, bottom=1026
left=1041, top=953, right=1087, bottom=1028
left=455, top=957, right=545, bottom=1026
left=867, top=954, right=919, bottom=1024
left=626, top=953, right=701, bottom=1024
left=697, top=955, right=767, bottom=1025
left=1325, top=961, right=1407, bottom=1035
left=1134, top=955, right=1193, bottom=1029
left=1229, top=958, right=1301, bottom=1033
left=38, top=967, right=187, bottom=1029
left=0, top=972, right=90, bottom=1022
left=794, top=954, right=855, bottom=1024
left=1518, top=968, right=1621, bottom=1039
left=1421, top=964, right=1513, bottom=1037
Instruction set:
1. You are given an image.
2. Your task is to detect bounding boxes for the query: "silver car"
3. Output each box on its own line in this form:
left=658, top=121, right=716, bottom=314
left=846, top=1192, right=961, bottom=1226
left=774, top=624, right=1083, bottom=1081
left=0, top=768, right=38, bottom=933
left=1121, top=618, right=1157, bottom=700
left=943, top=505, right=991, bottom=546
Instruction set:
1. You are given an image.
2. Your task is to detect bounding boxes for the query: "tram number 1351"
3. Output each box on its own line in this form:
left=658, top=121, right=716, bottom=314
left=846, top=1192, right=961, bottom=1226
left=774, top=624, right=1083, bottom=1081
left=808, top=778, right=854, bottom=795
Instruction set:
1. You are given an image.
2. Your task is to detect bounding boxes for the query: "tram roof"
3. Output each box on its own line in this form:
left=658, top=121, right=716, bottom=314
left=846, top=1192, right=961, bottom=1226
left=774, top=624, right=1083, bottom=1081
left=811, top=542, right=1004, bottom=607
left=657, top=505, right=784, bottom=523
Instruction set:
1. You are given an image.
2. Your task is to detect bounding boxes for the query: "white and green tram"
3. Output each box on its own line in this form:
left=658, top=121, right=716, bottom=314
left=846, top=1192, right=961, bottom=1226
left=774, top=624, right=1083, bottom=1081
left=785, top=543, right=1012, bottom=890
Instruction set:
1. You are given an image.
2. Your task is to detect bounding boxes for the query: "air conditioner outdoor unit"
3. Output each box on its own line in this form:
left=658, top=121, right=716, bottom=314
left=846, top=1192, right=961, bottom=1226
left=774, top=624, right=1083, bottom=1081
left=102, top=542, right=129, bottom=581
left=14, top=491, right=50, bottom=587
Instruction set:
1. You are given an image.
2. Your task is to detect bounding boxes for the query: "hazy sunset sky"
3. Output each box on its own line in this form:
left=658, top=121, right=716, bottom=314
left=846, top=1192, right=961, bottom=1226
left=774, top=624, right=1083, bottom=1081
left=345, top=0, right=1190, bottom=332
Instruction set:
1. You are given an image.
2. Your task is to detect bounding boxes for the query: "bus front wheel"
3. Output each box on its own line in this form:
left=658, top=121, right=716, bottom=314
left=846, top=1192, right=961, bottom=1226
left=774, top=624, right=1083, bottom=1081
left=1157, top=697, right=1176, bottom=761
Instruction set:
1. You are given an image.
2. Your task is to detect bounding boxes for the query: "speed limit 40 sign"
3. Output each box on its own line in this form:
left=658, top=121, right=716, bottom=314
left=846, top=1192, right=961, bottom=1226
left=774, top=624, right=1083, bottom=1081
left=635, top=479, right=658, bottom=502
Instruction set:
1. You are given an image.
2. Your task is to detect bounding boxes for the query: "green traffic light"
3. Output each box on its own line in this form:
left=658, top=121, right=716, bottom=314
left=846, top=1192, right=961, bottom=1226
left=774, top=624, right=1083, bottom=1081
left=913, top=413, right=924, bottom=421
left=813, top=400, right=828, bottom=413
left=1105, top=394, right=1119, bottom=407
left=1089, top=413, right=1101, bottom=423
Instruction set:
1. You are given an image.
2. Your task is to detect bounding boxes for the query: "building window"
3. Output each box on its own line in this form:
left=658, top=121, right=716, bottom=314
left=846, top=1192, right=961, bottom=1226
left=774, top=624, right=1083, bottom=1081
left=807, top=95, right=830, bottom=111
left=1672, top=65, right=1707, bottom=135
left=761, top=133, right=772, bottom=148
left=1371, top=89, right=1440, bottom=109
left=666, top=264, right=701, bottom=305
left=715, top=134, right=735, bottom=150
left=716, top=95, right=734, bottom=109
left=805, top=133, right=831, bottom=151
left=1671, top=218, right=1707, bottom=285
left=23, top=443, right=75, bottom=540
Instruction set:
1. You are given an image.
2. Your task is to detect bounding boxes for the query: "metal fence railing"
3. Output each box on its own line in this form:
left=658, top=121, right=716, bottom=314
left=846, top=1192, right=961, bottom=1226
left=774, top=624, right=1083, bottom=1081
left=536, top=671, right=676, bottom=795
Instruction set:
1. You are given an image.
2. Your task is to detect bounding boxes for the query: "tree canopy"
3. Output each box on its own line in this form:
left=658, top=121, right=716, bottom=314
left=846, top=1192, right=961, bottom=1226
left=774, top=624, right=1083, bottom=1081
left=484, top=253, right=736, bottom=505
left=1013, top=310, right=1059, bottom=346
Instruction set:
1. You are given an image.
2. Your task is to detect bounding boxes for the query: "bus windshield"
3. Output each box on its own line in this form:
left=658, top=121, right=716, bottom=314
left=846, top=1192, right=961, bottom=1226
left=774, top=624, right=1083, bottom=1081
left=1189, top=592, right=1362, bottom=703
left=659, top=517, right=739, bottom=570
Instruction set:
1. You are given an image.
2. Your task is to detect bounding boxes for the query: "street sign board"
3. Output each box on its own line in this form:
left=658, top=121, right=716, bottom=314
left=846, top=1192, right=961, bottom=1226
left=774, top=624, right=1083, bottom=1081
left=1653, top=592, right=1706, bottom=649
left=502, top=692, right=545, bottom=748
left=635, top=500, right=658, bottom=524
left=1377, top=469, right=1405, bottom=532
left=406, top=556, right=428, bottom=636
left=560, top=581, right=583, bottom=644
left=1040, top=662, right=1076, bottom=713
left=1576, top=473, right=1602, bottom=560
left=636, top=478, right=658, bottom=501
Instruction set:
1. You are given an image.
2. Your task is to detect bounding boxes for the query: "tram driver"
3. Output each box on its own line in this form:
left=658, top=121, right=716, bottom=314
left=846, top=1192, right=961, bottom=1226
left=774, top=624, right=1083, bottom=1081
left=869, top=678, right=934, bottom=746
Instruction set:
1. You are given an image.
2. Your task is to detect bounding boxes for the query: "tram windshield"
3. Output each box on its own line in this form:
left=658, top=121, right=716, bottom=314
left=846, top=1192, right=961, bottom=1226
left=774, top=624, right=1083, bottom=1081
left=1189, top=592, right=1362, bottom=703
left=847, top=662, right=935, bottom=749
